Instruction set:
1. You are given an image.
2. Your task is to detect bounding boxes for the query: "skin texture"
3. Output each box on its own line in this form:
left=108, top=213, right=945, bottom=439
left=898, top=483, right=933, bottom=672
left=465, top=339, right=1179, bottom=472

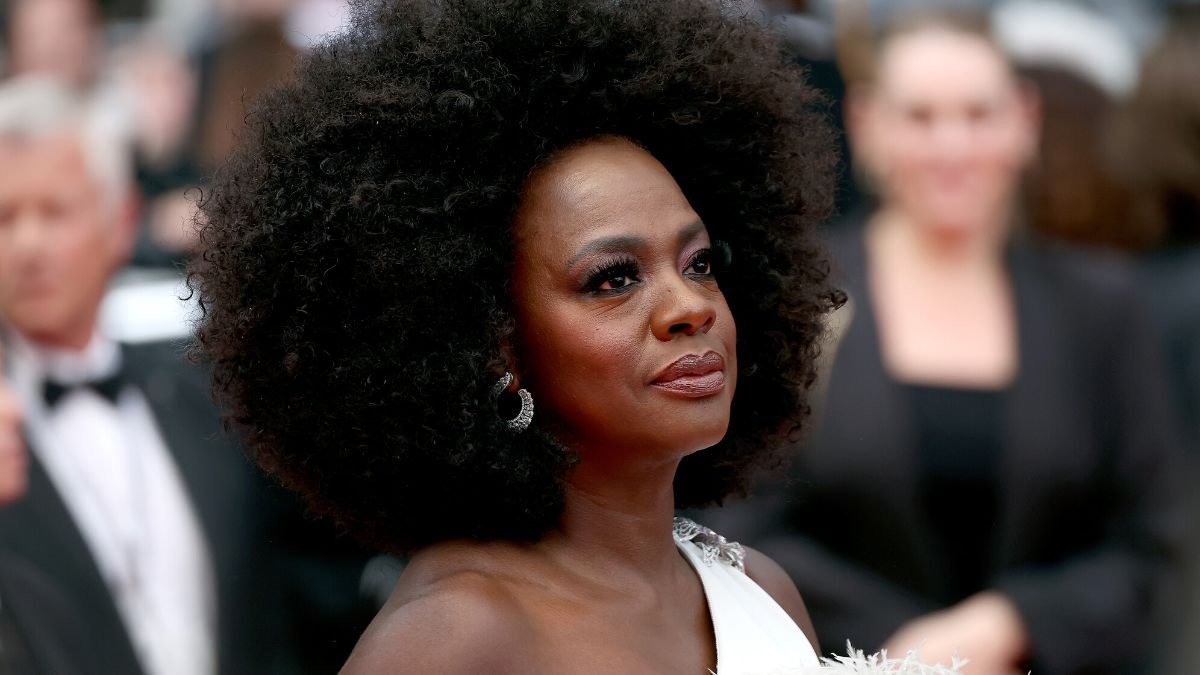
left=341, top=139, right=816, bottom=674
left=849, top=24, right=1035, bottom=674
left=0, top=344, right=27, bottom=504
left=0, top=133, right=136, bottom=351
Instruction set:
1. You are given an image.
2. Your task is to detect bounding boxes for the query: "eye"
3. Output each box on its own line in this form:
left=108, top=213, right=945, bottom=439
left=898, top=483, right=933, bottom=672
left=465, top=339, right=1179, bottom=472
left=684, top=249, right=713, bottom=276
left=684, top=241, right=731, bottom=277
left=905, top=106, right=933, bottom=126
left=965, top=102, right=996, bottom=125
left=583, top=259, right=641, bottom=294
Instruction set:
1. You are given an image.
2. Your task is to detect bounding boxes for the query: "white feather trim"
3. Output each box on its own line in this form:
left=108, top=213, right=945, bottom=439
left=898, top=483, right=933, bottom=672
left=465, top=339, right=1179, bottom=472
left=810, top=642, right=968, bottom=674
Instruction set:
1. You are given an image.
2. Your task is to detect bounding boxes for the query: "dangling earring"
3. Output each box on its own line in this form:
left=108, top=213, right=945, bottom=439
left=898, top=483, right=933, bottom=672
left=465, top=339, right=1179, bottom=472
left=492, top=371, right=534, bottom=432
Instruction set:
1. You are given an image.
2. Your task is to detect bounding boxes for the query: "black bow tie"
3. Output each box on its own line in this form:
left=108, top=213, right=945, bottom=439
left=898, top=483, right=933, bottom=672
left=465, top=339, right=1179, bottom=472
left=42, top=372, right=127, bottom=409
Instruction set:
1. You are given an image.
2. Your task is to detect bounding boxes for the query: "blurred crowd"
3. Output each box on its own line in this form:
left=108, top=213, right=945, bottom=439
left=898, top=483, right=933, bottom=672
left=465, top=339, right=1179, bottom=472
left=711, top=1, right=1200, bottom=674
left=0, top=0, right=1199, bottom=673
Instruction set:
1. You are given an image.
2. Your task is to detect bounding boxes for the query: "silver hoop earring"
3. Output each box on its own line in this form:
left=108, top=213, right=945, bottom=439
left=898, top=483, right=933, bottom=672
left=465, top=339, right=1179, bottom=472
left=493, top=372, right=534, bottom=432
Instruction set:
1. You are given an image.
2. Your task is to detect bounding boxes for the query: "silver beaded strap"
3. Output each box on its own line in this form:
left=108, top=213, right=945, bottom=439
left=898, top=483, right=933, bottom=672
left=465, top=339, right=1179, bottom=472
left=672, top=516, right=746, bottom=573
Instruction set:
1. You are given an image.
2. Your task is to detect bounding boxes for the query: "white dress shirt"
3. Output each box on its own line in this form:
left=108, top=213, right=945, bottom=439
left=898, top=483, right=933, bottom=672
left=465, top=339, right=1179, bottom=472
left=4, top=329, right=216, bottom=675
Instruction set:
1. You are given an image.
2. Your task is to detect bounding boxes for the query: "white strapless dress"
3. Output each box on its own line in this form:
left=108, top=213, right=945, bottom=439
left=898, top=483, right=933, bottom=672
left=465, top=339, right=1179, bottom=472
left=673, top=517, right=820, bottom=675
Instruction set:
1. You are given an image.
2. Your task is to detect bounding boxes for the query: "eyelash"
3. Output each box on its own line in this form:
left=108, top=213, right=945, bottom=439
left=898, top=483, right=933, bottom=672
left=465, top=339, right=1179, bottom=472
left=582, top=255, right=640, bottom=294
left=581, top=242, right=731, bottom=296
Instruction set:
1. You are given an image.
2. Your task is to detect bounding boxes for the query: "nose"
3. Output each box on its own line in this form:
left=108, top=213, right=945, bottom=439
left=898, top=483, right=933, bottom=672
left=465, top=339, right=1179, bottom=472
left=929, top=117, right=973, bottom=162
left=650, top=276, right=716, bottom=341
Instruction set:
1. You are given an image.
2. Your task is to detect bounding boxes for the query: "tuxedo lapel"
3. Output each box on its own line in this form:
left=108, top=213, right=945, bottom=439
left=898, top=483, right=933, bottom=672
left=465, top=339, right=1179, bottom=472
left=118, top=341, right=262, bottom=673
left=0, top=438, right=144, bottom=674
left=118, top=342, right=257, bottom=567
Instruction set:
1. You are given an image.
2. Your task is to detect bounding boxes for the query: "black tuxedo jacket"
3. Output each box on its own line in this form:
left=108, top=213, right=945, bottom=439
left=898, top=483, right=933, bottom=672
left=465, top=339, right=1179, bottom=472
left=0, top=552, right=108, bottom=675
left=0, top=341, right=267, bottom=674
left=708, top=226, right=1188, bottom=675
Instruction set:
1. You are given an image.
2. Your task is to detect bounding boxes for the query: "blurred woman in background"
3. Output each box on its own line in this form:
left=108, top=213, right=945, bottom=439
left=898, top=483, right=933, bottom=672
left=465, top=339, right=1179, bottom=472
left=735, top=10, right=1185, bottom=675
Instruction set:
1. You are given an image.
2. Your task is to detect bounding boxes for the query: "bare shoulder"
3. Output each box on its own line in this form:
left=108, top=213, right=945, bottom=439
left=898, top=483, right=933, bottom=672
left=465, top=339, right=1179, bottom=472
left=743, top=545, right=820, bottom=654
left=341, top=561, right=535, bottom=674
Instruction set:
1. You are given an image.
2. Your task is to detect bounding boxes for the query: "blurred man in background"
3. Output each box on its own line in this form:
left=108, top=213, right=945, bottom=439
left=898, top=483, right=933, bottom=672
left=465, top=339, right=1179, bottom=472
left=0, top=75, right=264, bottom=675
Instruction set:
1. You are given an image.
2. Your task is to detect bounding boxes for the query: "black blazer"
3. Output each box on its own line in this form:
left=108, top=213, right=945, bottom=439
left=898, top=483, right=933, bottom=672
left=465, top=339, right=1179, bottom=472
left=720, top=227, right=1187, bottom=674
left=0, top=552, right=108, bottom=675
left=0, top=341, right=267, bottom=674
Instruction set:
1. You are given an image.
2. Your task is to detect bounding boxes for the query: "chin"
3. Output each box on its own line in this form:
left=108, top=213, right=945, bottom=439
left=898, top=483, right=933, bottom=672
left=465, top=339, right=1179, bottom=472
left=677, top=412, right=732, bottom=456
left=621, top=410, right=729, bottom=459
left=8, top=311, right=75, bottom=345
left=5, top=304, right=56, bottom=335
left=919, top=211, right=992, bottom=237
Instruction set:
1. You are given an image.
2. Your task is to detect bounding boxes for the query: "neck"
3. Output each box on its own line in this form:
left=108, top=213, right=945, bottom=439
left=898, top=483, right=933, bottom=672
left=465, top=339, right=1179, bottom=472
left=870, top=207, right=1007, bottom=273
left=543, top=446, right=684, bottom=583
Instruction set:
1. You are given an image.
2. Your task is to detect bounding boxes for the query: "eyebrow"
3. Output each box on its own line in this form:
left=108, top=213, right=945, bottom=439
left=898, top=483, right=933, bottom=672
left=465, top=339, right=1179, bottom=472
left=676, top=219, right=707, bottom=247
left=563, top=219, right=707, bottom=274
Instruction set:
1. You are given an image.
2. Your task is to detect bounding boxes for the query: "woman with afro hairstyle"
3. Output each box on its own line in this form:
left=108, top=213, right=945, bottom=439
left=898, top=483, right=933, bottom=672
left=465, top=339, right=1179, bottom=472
left=191, top=0, right=842, bottom=671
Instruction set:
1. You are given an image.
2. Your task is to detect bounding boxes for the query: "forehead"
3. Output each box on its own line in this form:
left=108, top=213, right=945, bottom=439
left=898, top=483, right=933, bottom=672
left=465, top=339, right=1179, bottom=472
left=515, top=139, right=697, bottom=252
left=0, top=132, right=93, bottom=193
left=877, top=29, right=1015, bottom=104
left=13, top=0, right=94, bottom=24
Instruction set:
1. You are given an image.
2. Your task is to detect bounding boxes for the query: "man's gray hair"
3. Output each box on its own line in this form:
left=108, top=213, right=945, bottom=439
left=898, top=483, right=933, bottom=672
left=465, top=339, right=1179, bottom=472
left=0, top=76, right=134, bottom=210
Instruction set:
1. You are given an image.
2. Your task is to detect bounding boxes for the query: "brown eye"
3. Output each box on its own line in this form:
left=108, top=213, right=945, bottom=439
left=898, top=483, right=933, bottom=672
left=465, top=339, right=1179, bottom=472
left=599, top=273, right=634, bottom=290
left=684, top=249, right=714, bottom=276
left=583, top=258, right=641, bottom=294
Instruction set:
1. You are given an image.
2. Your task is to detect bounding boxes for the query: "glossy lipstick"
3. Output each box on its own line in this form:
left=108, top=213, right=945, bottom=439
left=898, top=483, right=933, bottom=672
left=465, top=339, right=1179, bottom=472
left=651, top=351, right=726, bottom=398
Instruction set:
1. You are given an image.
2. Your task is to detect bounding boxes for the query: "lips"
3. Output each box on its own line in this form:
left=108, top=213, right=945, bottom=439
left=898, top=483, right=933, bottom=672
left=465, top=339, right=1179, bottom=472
left=651, top=351, right=726, bottom=398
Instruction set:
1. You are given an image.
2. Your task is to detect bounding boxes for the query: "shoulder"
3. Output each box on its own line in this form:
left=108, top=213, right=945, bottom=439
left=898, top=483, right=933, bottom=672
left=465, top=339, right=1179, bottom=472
left=120, top=339, right=214, bottom=405
left=341, top=557, right=536, bottom=674
left=1018, top=239, right=1149, bottom=343
left=121, top=339, right=192, bottom=371
left=1020, top=238, right=1139, bottom=301
left=743, top=545, right=820, bottom=654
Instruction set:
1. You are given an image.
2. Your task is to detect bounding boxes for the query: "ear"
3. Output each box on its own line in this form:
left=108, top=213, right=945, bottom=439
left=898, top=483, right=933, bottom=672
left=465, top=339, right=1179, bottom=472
left=497, top=334, right=522, bottom=389
left=844, top=83, right=881, bottom=177
left=109, top=186, right=141, bottom=268
left=843, top=84, right=873, bottom=149
left=1014, top=79, right=1043, bottom=164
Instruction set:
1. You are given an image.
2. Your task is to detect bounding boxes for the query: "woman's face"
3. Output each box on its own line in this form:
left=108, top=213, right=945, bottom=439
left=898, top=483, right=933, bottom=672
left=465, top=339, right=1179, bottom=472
left=0, top=347, right=27, bottom=504
left=511, top=138, right=737, bottom=464
left=852, top=27, right=1038, bottom=234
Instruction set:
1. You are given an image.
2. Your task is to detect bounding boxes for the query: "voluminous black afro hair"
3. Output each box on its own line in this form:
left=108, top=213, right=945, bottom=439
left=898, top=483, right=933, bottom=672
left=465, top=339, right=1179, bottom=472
left=192, top=0, right=842, bottom=555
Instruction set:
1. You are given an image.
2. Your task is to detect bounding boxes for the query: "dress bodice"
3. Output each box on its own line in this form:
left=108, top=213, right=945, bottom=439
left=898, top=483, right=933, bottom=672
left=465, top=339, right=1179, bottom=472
left=673, top=518, right=820, bottom=675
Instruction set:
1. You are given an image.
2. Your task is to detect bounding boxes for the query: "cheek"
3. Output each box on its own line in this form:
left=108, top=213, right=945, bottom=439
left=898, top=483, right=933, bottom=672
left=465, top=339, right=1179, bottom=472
left=718, top=299, right=738, bottom=393
left=985, top=133, right=1031, bottom=177
left=522, top=304, right=644, bottom=399
left=61, top=218, right=118, bottom=278
left=715, top=295, right=737, bottom=358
